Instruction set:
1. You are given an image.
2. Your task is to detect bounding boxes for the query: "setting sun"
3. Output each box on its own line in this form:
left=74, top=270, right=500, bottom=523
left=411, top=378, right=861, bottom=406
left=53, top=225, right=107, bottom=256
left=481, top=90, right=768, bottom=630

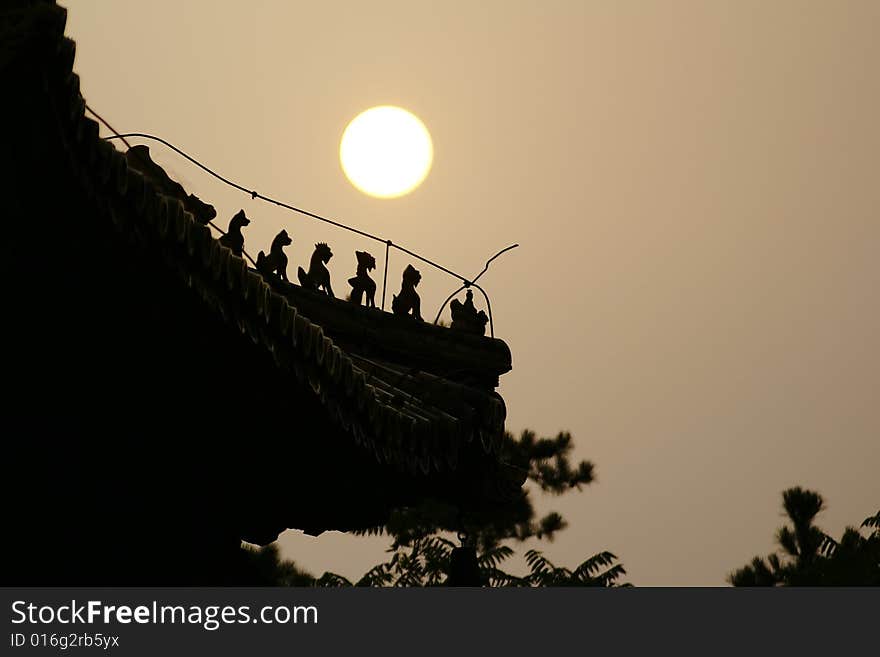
left=339, top=106, right=433, bottom=199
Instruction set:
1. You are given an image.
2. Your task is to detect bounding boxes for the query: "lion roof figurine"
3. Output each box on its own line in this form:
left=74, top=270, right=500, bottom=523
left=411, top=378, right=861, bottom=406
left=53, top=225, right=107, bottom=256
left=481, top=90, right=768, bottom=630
left=391, top=264, right=422, bottom=320
left=297, top=242, right=334, bottom=297
left=218, top=209, right=250, bottom=257
left=347, top=250, right=377, bottom=307
left=256, top=229, right=292, bottom=282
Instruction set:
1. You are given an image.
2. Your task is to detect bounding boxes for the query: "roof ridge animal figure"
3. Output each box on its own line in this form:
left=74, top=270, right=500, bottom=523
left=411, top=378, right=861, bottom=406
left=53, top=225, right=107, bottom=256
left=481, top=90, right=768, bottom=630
left=347, top=250, right=376, bottom=307
left=450, top=288, right=488, bottom=335
left=256, top=229, right=292, bottom=283
left=392, top=264, right=422, bottom=320
left=297, top=242, right=334, bottom=297
left=125, top=145, right=217, bottom=225
left=218, top=209, right=250, bottom=257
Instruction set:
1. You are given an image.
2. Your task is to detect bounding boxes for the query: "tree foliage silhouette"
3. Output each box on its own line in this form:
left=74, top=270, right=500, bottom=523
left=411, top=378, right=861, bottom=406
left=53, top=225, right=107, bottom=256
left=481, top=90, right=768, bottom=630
left=247, top=429, right=627, bottom=586
left=350, top=430, right=596, bottom=550
left=239, top=544, right=315, bottom=586
left=728, top=487, right=879, bottom=586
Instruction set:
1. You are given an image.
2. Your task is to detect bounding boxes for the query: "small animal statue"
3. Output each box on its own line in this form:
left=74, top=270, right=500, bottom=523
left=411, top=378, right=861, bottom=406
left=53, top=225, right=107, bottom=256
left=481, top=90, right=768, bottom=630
left=450, top=289, right=489, bottom=336
left=347, top=251, right=377, bottom=307
left=218, top=209, right=250, bottom=257
left=392, top=264, right=422, bottom=320
left=297, top=242, right=335, bottom=297
left=256, top=229, right=292, bottom=282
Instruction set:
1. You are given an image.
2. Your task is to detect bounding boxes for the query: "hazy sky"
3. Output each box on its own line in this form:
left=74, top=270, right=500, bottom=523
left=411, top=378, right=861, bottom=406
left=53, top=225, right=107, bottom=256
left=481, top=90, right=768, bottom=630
left=68, top=0, right=878, bottom=585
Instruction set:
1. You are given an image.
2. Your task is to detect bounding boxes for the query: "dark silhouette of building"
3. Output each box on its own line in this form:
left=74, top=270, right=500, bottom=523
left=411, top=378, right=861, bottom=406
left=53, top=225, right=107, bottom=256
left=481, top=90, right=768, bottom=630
left=0, top=0, right=522, bottom=584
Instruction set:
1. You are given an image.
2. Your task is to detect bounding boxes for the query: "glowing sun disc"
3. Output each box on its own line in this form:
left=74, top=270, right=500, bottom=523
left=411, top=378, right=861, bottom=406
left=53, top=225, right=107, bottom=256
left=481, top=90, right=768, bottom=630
left=340, top=106, right=433, bottom=198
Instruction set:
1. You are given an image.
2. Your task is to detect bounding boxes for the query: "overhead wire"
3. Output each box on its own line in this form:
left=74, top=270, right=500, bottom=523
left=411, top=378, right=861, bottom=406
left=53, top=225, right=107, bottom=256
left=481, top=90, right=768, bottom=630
left=85, top=106, right=517, bottom=335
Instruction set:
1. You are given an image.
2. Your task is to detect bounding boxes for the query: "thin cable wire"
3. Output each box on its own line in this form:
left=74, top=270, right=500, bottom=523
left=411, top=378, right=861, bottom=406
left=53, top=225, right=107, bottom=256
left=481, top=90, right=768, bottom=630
left=471, top=243, right=519, bottom=286
left=99, top=133, right=503, bottom=284
left=91, top=125, right=518, bottom=333
left=103, top=132, right=387, bottom=243
left=382, top=240, right=391, bottom=311
left=84, top=105, right=258, bottom=267
left=84, top=104, right=132, bottom=149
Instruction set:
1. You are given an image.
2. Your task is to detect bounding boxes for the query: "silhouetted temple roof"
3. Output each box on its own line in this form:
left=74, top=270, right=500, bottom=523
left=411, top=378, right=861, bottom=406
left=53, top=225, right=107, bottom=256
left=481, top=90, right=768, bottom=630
left=2, top=0, right=524, bottom=553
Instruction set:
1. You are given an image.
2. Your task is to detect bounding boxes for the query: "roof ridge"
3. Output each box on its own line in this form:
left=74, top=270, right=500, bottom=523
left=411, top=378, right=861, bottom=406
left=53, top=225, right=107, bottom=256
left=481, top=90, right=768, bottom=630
left=31, top=22, right=512, bottom=480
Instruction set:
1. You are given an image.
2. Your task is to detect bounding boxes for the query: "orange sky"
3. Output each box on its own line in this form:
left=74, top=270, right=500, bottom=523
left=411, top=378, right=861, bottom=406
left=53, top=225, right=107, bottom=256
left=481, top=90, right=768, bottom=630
left=68, top=0, right=879, bottom=585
